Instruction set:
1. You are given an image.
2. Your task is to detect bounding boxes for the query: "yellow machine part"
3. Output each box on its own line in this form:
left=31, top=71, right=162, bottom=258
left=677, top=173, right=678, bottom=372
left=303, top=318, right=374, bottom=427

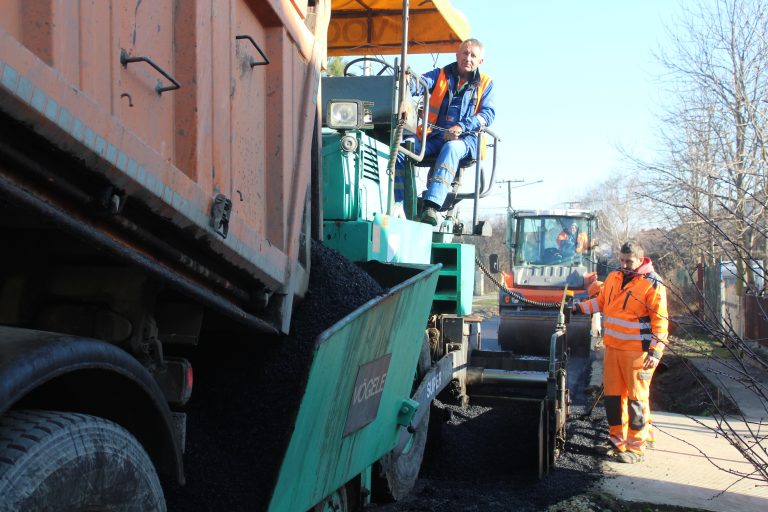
left=328, top=0, right=471, bottom=55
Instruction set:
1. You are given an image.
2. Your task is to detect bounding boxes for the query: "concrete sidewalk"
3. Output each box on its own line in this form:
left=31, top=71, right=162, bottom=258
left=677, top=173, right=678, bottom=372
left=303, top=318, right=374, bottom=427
left=598, top=412, right=768, bottom=511
left=689, top=356, right=768, bottom=424
left=591, top=346, right=768, bottom=511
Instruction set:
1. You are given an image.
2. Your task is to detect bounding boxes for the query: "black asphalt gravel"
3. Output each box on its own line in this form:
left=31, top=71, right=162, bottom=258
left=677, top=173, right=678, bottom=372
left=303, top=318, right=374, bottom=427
left=165, top=240, right=386, bottom=511
left=369, top=349, right=728, bottom=512
left=369, top=355, right=607, bottom=511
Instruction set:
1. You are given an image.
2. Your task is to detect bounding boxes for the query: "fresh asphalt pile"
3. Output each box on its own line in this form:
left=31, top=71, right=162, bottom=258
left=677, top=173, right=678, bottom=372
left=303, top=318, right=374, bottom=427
left=165, top=240, right=386, bottom=511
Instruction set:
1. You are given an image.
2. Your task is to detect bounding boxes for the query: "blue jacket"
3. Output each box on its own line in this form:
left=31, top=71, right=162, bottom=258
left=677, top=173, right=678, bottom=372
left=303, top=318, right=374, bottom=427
left=419, top=62, right=496, bottom=134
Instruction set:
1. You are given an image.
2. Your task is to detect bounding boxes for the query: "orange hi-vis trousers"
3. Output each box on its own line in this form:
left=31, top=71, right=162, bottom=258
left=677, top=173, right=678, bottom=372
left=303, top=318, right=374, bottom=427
left=603, top=346, right=656, bottom=454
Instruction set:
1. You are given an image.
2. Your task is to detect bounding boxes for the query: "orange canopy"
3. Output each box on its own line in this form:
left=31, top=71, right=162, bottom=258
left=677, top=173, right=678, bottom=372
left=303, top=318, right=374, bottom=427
left=328, top=0, right=471, bottom=56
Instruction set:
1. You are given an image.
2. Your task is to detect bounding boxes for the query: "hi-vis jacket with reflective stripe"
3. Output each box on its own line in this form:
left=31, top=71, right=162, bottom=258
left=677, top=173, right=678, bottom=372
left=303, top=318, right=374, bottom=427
left=416, top=63, right=495, bottom=144
left=576, top=257, right=668, bottom=354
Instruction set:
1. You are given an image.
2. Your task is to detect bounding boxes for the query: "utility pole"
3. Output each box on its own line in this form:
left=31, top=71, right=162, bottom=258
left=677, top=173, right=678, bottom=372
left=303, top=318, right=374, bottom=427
left=495, top=179, right=545, bottom=270
left=497, top=179, right=523, bottom=209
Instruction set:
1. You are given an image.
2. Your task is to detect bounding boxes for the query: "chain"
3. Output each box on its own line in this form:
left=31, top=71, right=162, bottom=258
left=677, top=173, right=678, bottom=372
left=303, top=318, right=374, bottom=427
left=474, top=255, right=562, bottom=308
left=427, top=123, right=484, bottom=137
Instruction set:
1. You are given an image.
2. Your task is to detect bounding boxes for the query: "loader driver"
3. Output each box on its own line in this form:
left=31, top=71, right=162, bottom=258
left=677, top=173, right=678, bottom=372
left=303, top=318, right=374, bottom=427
left=394, top=38, right=496, bottom=225
left=572, top=240, right=668, bottom=464
left=556, top=220, right=589, bottom=257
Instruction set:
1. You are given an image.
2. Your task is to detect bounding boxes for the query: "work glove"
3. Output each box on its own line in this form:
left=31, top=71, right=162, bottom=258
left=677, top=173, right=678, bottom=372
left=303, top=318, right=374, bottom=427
left=649, top=344, right=664, bottom=361
left=571, top=303, right=581, bottom=315
left=644, top=352, right=661, bottom=369
left=644, top=344, right=664, bottom=369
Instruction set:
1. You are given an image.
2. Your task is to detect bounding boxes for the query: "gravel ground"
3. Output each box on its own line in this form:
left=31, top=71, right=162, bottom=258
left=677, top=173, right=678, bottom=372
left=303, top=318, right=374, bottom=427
left=368, top=349, right=728, bottom=512
left=369, top=352, right=606, bottom=512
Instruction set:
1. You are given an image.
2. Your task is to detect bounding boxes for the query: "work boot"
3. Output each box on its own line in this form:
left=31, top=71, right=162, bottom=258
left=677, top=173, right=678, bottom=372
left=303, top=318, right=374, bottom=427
left=613, top=451, right=645, bottom=464
left=419, top=207, right=438, bottom=226
left=596, top=442, right=618, bottom=456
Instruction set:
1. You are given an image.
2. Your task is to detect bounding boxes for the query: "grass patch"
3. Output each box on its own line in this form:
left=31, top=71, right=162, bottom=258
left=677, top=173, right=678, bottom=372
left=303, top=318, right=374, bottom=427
left=472, top=294, right=498, bottom=308
left=671, top=335, right=734, bottom=359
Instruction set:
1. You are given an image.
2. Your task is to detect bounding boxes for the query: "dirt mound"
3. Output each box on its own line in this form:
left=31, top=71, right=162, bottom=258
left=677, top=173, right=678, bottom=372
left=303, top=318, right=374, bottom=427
left=651, top=354, right=740, bottom=416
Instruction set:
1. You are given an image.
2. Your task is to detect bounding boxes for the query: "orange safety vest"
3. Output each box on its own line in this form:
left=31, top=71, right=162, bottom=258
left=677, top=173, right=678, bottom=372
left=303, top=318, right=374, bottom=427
left=577, top=269, right=668, bottom=354
left=556, top=230, right=589, bottom=253
left=417, top=67, right=492, bottom=142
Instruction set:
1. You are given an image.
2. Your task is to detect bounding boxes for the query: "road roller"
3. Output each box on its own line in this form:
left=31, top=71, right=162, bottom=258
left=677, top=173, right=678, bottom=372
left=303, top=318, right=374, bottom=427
left=497, top=209, right=604, bottom=356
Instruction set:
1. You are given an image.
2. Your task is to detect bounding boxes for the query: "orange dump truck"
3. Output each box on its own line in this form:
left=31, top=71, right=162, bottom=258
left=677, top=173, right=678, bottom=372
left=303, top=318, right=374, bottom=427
left=0, top=1, right=475, bottom=510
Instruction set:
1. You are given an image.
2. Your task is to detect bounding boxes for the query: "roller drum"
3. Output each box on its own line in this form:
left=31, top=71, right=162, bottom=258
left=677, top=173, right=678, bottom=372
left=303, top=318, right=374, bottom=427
left=498, top=309, right=592, bottom=355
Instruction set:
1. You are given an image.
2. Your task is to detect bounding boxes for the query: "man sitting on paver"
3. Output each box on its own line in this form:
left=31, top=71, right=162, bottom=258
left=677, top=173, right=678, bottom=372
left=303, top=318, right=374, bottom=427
left=573, top=240, right=668, bottom=463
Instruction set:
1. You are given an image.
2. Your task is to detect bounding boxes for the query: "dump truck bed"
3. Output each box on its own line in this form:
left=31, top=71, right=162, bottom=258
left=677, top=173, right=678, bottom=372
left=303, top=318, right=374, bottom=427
left=0, top=0, right=328, bottom=333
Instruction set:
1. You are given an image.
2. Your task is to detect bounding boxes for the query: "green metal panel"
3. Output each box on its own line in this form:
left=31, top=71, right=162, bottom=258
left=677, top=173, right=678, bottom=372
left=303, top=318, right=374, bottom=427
left=322, top=131, right=358, bottom=220
left=431, top=243, right=475, bottom=315
left=322, top=220, right=372, bottom=261
left=267, top=263, right=440, bottom=512
left=323, top=216, right=433, bottom=265
left=322, top=130, right=390, bottom=222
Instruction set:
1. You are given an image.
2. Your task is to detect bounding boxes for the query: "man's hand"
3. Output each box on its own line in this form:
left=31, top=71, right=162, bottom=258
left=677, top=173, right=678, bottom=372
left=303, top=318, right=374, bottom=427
left=643, top=353, right=661, bottom=370
left=571, top=303, right=581, bottom=315
left=443, top=125, right=463, bottom=141
left=644, top=342, right=664, bottom=370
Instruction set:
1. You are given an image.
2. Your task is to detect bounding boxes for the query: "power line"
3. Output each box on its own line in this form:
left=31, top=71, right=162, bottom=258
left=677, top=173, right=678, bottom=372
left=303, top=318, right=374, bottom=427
left=496, top=179, right=544, bottom=209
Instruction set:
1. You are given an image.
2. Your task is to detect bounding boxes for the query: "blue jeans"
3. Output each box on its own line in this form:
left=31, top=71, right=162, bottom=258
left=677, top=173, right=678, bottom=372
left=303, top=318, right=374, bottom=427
left=395, top=134, right=475, bottom=208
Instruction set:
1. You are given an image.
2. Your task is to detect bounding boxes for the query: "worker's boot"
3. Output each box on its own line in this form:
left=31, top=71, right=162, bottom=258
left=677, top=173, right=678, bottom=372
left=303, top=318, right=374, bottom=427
left=597, top=441, right=619, bottom=456
left=614, top=451, right=645, bottom=464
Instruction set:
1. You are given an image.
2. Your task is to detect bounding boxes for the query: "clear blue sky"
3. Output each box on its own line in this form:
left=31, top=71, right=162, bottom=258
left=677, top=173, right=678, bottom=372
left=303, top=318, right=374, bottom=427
left=409, top=0, right=684, bottom=218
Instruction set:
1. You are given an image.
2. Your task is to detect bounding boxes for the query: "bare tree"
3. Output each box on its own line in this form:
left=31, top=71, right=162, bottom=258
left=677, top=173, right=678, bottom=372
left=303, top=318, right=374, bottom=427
left=650, top=0, right=768, bottom=290
left=577, top=172, right=660, bottom=258
left=630, top=0, right=768, bottom=486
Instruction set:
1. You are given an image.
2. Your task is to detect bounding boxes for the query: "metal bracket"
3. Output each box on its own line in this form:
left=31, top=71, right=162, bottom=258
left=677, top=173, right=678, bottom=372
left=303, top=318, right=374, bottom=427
left=235, top=35, right=270, bottom=67
left=120, top=49, right=181, bottom=95
left=211, top=193, right=232, bottom=238
left=396, top=398, right=419, bottom=427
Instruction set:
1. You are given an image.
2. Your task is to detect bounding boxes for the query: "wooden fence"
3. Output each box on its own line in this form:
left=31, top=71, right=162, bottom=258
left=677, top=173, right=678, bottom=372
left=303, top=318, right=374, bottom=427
left=744, top=294, right=768, bottom=348
left=697, top=261, right=767, bottom=347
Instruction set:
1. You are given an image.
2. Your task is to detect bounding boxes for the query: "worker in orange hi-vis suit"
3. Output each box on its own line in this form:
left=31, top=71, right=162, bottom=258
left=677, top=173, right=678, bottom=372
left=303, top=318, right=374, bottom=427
left=573, top=240, right=668, bottom=464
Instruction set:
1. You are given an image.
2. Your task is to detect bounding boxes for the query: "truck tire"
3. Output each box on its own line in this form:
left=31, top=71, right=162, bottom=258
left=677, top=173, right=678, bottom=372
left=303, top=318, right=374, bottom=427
left=372, top=336, right=431, bottom=502
left=0, top=410, right=166, bottom=512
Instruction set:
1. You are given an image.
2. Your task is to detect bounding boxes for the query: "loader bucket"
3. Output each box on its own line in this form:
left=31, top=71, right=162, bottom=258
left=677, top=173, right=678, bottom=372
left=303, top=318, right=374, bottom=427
left=267, top=262, right=440, bottom=512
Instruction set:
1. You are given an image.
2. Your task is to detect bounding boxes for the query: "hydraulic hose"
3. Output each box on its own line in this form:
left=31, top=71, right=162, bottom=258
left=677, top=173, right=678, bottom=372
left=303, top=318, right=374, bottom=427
left=474, top=255, right=563, bottom=308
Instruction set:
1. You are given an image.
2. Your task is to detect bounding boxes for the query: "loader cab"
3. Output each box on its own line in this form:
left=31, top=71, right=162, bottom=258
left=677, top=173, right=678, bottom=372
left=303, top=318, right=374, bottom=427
left=508, top=210, right=597, bottom=270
